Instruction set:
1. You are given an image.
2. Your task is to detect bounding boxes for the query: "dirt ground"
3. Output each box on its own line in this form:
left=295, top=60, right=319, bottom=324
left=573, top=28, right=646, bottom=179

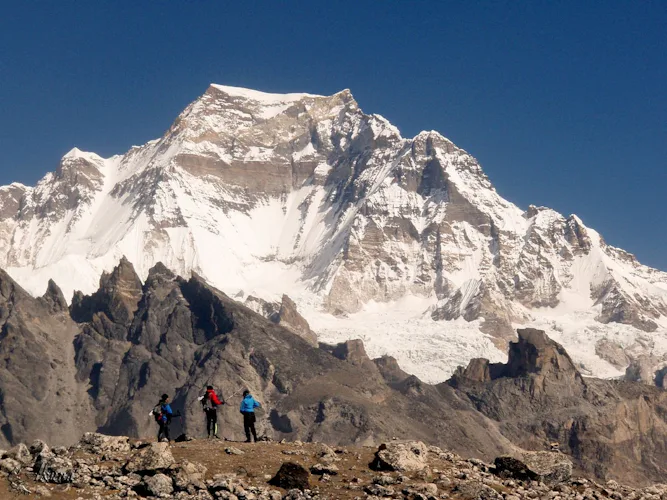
left=0, top=438, right=452, bottom=499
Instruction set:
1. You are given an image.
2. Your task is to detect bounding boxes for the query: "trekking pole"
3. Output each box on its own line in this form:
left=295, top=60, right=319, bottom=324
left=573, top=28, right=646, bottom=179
left=227, top=387, right=245, bottom=400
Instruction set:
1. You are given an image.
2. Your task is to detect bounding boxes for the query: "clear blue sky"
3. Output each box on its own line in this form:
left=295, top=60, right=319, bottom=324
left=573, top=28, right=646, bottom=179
left=1, top=1, right=665, bottom=269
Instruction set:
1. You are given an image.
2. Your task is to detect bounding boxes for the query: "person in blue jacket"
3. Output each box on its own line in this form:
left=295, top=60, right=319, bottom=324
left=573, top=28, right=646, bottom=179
left=239, top=389, right=261, bottom=442
left=154, top=393, right=173, bottom=442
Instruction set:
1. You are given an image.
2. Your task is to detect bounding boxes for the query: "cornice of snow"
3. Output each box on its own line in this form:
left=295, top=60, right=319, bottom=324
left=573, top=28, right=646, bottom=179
left=208, top=83, right=322, bottom=102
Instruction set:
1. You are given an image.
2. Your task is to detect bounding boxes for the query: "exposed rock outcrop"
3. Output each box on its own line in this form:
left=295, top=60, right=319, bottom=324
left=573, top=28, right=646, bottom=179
left=448, top=329, right=667, bottom=485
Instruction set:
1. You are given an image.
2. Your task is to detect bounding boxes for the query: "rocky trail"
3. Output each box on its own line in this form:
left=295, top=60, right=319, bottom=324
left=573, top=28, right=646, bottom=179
left=1, top=433, right=666, bottom=500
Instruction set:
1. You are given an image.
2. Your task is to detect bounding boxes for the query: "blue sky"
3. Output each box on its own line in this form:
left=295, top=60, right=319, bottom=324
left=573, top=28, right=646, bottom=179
left=1, top=1, right=665, bottom=269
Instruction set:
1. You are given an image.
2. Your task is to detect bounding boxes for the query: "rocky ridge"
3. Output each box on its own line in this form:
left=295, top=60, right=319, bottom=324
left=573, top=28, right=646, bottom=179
left=0, top=260, right=665, bottom=487
left=1, top=433, right=666, bottom=500
left=0, top=85, right=666, bottom=382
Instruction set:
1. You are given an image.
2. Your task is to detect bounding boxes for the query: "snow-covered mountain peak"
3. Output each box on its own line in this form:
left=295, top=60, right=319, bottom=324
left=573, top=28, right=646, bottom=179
left=208, top=83, right=321, bottom=103
left=1, top=84, right=666, bottom=385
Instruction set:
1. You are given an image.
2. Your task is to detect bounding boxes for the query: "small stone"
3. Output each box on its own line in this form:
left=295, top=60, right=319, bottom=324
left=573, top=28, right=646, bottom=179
left=225, top=447, right=245, bottom=455
left=309, top=463, right=339, bottom=476
left=373, top=474, right=397, bottom=486
left=365, top=483, right=395, bottom=496
left=32, top=485, right=52, bottom=497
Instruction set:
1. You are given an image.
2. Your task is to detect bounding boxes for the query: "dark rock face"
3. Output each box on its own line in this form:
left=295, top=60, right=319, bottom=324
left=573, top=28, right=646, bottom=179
left=268, top=462, right=310, bottom=491
left=70, top=256, right=143, bottom=328
left=276, top=294, right=317, bottom=347
left=0, top=270, right=94, bottom=448
left=655, top=366, right=667, bottom=388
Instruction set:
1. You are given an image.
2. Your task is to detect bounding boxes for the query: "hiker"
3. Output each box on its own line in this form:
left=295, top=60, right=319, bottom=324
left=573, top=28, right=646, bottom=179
left=201, top=385, right=225, bottom=439
left=239, top=389, right=261, bottom=442
left=153, top=394, right=173, bottom=442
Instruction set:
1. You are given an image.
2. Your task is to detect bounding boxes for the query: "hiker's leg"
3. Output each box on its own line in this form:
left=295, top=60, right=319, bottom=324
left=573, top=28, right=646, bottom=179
left=243, top=413, right=251, bottom=441
left=250, top=413, right=258, bottom=442
left=212, top=410, right=218, bottom=437
left=206, top=410, right=212, bottom=436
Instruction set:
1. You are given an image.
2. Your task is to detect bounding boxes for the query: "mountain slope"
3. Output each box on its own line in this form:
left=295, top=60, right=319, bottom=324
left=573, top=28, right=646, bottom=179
left=1, top=84, right=667, bottom=382
left=0, top=260, right=666, bottom=485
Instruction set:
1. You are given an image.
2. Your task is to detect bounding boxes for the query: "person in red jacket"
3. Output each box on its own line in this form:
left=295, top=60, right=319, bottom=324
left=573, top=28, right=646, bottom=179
left=200, top=385, right=225, bottom=439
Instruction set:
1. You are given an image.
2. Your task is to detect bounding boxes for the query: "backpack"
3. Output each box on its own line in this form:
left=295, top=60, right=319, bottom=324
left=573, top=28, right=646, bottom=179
left=152, top=404, right=163, bottom=422
left=201, top=393, right=216, bottom=411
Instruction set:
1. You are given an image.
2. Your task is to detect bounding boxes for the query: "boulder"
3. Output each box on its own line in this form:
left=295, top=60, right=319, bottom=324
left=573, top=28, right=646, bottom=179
left=4, top=443, right=32, bottom=465
left=171, top=460, right=207, bottom=491
left=369, top=441, right=429, bottom=472
left=143, top=472, right=174, bottom=496
left=268, top=462, right=310, bottom=491
left=80, top=432, right=131, bottom=454
left=35, top=456, right=74, bottom=484
left=52, top=446, right=67, bottom=456
left=174, top=433, right=194, bottom=442
left=494, top=451, right=572, bottom=485
left=29, top=440, right=50, bottom=456
left=454, top=481, right=501, bottom=499
left=0, top=458, right=22, bottom=475
left=124, top=442, right=175, bottom=473
left=316, top=443, right=340, bottom=464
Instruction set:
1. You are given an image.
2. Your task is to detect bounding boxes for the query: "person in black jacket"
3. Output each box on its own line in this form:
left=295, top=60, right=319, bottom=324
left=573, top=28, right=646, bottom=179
left=200, top=385, right=224, bottom=439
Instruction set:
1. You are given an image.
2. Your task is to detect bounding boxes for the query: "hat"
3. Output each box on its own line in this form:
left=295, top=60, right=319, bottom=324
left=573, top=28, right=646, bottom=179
left=161, top=394, right=169, bottom=401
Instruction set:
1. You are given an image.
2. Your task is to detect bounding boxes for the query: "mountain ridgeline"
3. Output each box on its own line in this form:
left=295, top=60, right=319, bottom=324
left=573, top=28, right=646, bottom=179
left=0, top=84, right=666, bottom=383
left=0, top=259, right=665, bottom=486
